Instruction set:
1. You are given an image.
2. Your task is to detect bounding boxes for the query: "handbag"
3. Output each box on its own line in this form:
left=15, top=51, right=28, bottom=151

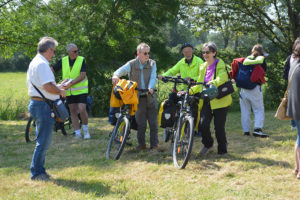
left=274, top=91, right=291, bottom=120
left=31, top=83, right=69, bottom=122
left=214, top=63, right=234, bottom=99
left=274, top=64, right=299, bottom=120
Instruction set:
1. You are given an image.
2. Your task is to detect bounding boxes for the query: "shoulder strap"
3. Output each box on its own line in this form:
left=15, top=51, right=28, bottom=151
left=214, top=60, right=230, bottom=80
left=31, top=82, right=54, bottom=109
left=286, top=63, right=300, bottom=96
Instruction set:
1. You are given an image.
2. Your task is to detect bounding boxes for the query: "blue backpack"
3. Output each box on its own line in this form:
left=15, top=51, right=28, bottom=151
left=235, top=62, right=258, bottom=89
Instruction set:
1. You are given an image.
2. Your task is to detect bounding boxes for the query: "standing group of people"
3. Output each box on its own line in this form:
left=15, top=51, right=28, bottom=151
left=27, top=36, right=300, bottom=181
left=113, top=41, right=269, bottom=157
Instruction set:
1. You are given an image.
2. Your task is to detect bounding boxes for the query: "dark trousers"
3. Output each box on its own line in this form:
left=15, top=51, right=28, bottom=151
left=135, top=94, right=159, bottom=148
left=198, top=100, right=229, bottom=154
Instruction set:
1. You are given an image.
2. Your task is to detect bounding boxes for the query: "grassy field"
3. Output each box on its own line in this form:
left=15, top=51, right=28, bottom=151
left=0, top=72, right=29, bottom=120
left=0, top=111, right=299, bottom=200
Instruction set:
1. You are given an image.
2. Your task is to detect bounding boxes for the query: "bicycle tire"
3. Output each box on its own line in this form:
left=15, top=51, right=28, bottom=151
left=25, top=117, right=37, bottom=143
left=106, top=117, right=130, bottom=160
left=173, top=115, right=194, bottom=169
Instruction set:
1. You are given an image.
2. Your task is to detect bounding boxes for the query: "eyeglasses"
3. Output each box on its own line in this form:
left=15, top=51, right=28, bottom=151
left=202, top=51, right=211, bottom=54
left=143, top=52, right=150, bottom=56
left=72, top=50, right=79, bottom=53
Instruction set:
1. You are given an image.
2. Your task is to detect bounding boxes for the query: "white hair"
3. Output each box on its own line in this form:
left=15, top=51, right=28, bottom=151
left=137, top=43, right=150, bottom=52
left=37, top=37, right=58, bottom=53
left=66, top=43, right=77, bottom=52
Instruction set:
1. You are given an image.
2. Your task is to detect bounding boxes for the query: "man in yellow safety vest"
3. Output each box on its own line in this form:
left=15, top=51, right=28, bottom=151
left=52, top=43, right=90, bottom=139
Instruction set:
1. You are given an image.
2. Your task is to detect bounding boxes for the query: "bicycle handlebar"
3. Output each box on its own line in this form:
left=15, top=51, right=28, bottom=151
left=161, top=76, right=207, bottom=87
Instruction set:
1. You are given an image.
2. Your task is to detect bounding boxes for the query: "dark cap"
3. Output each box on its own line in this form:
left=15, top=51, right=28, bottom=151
left=181, top=43, right=193, bottom=51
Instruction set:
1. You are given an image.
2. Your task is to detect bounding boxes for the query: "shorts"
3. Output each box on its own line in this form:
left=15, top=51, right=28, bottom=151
left=66, top=94, right=87, bottom=104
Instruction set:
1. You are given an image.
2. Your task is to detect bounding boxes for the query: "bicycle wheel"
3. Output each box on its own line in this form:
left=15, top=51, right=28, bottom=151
left=25, top=117, right=37, bottom=143
left=106, top=117, right=130, bottom=160
left=173, top=115, right=194, bottom=169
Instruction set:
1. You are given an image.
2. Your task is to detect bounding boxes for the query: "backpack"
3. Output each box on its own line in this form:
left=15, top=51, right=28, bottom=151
left=235, top=62, right=258, bottom=89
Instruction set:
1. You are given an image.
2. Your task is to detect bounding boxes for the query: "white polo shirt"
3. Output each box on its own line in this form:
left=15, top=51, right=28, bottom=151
left=27, top=54, right=59, bottom=100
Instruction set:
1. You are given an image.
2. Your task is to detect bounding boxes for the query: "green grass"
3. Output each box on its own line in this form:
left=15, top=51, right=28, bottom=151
left=0, top=72, right=29, bottom=120
left=1, top=112, right=300, bottom=200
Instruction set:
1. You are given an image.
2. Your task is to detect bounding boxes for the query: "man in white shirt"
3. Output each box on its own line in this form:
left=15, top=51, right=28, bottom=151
left=27, top=37, right=67, bottom=181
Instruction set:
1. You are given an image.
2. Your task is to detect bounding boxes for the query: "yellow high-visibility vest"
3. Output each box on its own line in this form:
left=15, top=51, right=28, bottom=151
left=62, top=56, right=88, bottom=96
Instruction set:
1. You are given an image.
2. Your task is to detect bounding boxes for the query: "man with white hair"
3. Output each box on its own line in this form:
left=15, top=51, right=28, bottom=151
left=112, top=43, right=159, bottom=151
left=27, top=36, right=66, bottom=181
left=52, top=43, right=90, bottom=139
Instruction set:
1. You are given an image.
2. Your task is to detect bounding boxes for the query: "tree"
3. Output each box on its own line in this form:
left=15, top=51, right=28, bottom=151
left=182, top=0, right=300, bottom=53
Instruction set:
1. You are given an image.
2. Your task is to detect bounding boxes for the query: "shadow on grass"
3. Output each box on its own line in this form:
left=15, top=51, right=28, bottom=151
left=53, top=178, right=111, bottom=197
left=193, top=153, right=292, bottom=170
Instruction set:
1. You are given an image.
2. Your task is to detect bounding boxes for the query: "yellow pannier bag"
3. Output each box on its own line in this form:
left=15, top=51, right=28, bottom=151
left=158, top=99, right=167, bottom=127
left=110, top=79, right=139, bottom=116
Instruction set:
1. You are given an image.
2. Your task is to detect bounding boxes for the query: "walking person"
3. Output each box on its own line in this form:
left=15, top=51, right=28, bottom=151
left=230, top=44, right=268, bottom=137
left=52, top=43, right=90, bottom=139
left=27, top=37, right=66, bottom=181
left=112, top=43, right=159, bottom=151
left=190, top=42, right=232, bottom=155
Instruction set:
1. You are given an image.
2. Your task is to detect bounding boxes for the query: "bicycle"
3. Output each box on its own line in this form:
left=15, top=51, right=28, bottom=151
left=161, top=76, right=213, bottom=169
left=25, top=98, right=72, bottom=143
left=106, top=88, right=150, bottom=160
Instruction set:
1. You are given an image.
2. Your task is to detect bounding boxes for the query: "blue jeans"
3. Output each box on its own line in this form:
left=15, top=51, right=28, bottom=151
left=291, top=119, right=296, bottom=128
left=28, top=100, right=55, bottom=179
left=294, top=120, right=300, bottom=147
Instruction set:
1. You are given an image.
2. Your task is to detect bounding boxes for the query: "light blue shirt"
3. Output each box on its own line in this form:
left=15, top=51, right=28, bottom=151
left=114, top=58, right=157, bottom=89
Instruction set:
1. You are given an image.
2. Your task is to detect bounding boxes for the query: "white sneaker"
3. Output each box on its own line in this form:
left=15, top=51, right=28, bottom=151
left=74, top=132, right=82, bottom=139
left=83, top=131, right=91, bottom=139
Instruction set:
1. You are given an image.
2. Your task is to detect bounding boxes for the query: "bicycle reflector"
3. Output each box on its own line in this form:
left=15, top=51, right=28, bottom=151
left=203, top=85, right=218, bottom=100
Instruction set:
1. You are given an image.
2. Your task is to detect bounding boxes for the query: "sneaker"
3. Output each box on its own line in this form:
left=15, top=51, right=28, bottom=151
left=253, top=128, right=269, bottom=138
left=244, top=132, right=250, bottom=136
left=74, top=132, right=82, bottom=139
left=199, top=146, right=213, bottom=155
left=44, top=172, right=52, bottom=179
left=32, top=174, right=49, bottom=181
left=291, top=126, right=297, bottom=130
left=83, top=131, right=91, bottom=139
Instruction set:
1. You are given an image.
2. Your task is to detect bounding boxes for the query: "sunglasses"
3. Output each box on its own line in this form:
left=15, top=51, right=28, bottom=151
left=143, top=52, right=150, bottom=56
left=72, top=50, right=79, bottom=53
left=202, top=51, right=211, bottom=54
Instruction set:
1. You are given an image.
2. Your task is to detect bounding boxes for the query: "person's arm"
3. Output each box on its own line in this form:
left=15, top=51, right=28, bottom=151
left=43, top=82, right=66, bottom=98
left=69, top=72, right=86, bottom=86
left=52, top=59, right=62, bottom=73
left=162, top=59, right=182, bottom=76
left=112, top=62, right=131, bottom=84
left=148, top=62, right=157, bottom=94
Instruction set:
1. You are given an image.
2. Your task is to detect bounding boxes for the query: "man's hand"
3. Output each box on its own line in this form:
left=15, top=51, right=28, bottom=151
left=148, top=88, right=154, bottom=95
left=158, top=75, right=163, bottom=80
left=207, top=80, right=213, bottom=85
left=112, top=75, right=119, bottom=85
left=60, top=90, right=66, bottom=98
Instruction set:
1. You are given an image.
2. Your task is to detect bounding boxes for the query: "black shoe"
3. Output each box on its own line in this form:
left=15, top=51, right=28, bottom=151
left=253, top=128, right=269, bottom=138
left=244, top=132, right=250, bottom=136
